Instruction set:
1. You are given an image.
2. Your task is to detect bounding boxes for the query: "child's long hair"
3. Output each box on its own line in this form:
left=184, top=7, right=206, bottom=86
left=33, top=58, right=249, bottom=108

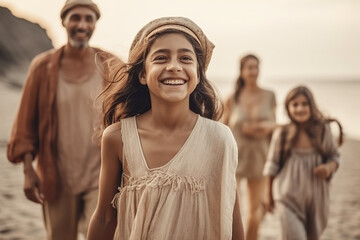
left=233, top=54, right=259, bottom=101
left=280, top=86, right=344, bottom=167
left=99, top=29, right=222, bottom=135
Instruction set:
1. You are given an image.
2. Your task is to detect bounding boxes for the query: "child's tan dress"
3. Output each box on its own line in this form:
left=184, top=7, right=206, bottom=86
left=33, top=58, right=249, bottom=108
left=112, top=115, right=238, bottom=240
left=263, top=125, right=340, bottom=240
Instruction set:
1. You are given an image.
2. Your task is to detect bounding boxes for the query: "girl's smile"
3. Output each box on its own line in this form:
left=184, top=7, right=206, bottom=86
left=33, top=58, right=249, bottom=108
left=161, top=79, right=186, bottom=85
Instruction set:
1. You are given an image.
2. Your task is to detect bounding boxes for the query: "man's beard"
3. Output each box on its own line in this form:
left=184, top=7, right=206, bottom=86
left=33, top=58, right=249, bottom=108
left=69, top=38, right=88, bottom=49
left=69, top=29, right=91, bottom=49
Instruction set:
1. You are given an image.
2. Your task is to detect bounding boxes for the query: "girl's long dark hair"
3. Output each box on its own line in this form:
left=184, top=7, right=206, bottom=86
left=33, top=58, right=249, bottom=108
left=280, top=86, right=344, bottom=166
left=97, top=30, right=222, bottom=138
left=233, top=54, right=259, bottom=101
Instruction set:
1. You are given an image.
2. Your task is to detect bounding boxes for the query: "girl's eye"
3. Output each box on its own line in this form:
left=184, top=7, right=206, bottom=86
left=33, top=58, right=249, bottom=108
left=302, top=102, right=309, bottom=107
left=153, top=56, right=167, bottom=61
left=181, top=56, right=193, bottom=62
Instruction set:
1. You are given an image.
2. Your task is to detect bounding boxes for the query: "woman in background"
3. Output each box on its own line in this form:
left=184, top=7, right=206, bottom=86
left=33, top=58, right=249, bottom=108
left=222, top=54, right=277, bottom=240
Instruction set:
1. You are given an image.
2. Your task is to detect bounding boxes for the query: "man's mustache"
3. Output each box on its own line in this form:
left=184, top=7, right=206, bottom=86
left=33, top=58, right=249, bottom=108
left=71, top=28, right=91, bottom=36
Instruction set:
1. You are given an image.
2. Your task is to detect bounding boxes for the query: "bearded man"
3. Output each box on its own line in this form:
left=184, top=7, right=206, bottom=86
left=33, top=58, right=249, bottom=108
left=7, top=1, right=117, bottom=239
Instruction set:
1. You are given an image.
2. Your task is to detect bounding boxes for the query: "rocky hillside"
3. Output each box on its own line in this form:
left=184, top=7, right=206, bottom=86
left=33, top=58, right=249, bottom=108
left=0, top=6, right=53, bottom=87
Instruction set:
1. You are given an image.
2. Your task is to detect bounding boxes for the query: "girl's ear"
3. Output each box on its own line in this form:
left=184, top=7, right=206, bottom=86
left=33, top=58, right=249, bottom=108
left=138, top=71, right=147, bottom=85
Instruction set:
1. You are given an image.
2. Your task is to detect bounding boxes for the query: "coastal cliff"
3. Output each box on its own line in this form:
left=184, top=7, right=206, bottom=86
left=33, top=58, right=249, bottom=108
left=0, top=6, right=53, bottom=87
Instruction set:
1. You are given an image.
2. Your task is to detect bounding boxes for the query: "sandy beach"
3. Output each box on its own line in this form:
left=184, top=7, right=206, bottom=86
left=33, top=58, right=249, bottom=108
left=0, top=80, right=359, bottom=240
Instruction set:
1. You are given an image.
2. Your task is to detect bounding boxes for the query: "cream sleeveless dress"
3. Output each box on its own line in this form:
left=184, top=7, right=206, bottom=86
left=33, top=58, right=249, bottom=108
left=112, top=115, right=238, bottom=240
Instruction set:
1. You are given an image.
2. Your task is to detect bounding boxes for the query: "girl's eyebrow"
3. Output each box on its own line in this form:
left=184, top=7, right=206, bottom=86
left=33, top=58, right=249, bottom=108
left=150, top=48, right=195, bottom=56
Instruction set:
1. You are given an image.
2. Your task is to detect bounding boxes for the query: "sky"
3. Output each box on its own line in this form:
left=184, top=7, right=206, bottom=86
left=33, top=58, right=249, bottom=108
left=1, top=0, right=360, bottom=83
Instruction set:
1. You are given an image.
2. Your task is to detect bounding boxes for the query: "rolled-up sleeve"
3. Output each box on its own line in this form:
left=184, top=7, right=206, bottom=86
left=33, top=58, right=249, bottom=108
left=7, top=57, right=42, bottom=163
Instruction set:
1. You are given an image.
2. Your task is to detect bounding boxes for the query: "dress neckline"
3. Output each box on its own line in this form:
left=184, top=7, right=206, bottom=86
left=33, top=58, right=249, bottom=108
left=134, top=115, right=201, bottom=171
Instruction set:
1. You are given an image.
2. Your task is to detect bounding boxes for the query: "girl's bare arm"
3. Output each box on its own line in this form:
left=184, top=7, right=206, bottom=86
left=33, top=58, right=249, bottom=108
left=87, top=124, right=123, bottom=240
left=264, top=176, right=275, bottom=213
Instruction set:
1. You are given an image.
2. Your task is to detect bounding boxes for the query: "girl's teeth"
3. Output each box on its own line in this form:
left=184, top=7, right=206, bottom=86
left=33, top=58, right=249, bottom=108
left=163, top=79, right=185, bottom=85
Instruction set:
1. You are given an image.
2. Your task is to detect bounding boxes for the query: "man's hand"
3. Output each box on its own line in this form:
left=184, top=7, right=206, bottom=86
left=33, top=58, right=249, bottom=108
left=23, top=154, right=44, bottom=204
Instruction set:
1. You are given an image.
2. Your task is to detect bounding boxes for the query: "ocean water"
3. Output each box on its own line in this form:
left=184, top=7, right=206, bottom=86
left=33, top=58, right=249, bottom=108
left=212, top=79, right=360, bottom=140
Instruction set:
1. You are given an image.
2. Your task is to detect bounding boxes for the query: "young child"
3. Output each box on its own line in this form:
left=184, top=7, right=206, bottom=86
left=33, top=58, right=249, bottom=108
left=87, top=17, right=244, bottom=240
left=263, top=86, right=343, bottom=240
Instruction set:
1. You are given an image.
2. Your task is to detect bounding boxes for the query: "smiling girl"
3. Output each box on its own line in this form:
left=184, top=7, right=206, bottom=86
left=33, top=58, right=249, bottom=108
left=263, top=86, right=343, bottom=240
left=87, top=17, right=244, bottom=240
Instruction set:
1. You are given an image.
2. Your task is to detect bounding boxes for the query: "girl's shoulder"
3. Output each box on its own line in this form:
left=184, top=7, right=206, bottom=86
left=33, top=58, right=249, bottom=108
left=273, top=124, right=294, bottom=141
left=102, top=121, right=123, bottom=145
left=103, top=116, right=137, bottom=137
left=272, top=126, right=283, bottom=137
left=201, top=117, right=235, bottom=141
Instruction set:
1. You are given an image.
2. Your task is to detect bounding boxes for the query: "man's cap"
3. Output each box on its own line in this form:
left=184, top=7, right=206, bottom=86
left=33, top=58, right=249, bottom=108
left=60, top=0, right=101, bottom=20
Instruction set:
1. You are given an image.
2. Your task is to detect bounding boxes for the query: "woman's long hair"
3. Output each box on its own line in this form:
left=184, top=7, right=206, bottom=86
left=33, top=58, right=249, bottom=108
left=280, top=86, right=344, bottom=165
left=233, top=54, right=259, bottom=101
left=98, top=29, right=222, bottom=137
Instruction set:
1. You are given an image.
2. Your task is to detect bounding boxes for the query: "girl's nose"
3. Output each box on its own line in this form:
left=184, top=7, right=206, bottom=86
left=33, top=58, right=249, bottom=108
left=166, top=60, right=182, bottom=72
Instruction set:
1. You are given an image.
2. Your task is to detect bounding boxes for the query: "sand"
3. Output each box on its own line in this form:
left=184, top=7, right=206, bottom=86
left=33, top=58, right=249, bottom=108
left=0, top=81, right=359, bottom=240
